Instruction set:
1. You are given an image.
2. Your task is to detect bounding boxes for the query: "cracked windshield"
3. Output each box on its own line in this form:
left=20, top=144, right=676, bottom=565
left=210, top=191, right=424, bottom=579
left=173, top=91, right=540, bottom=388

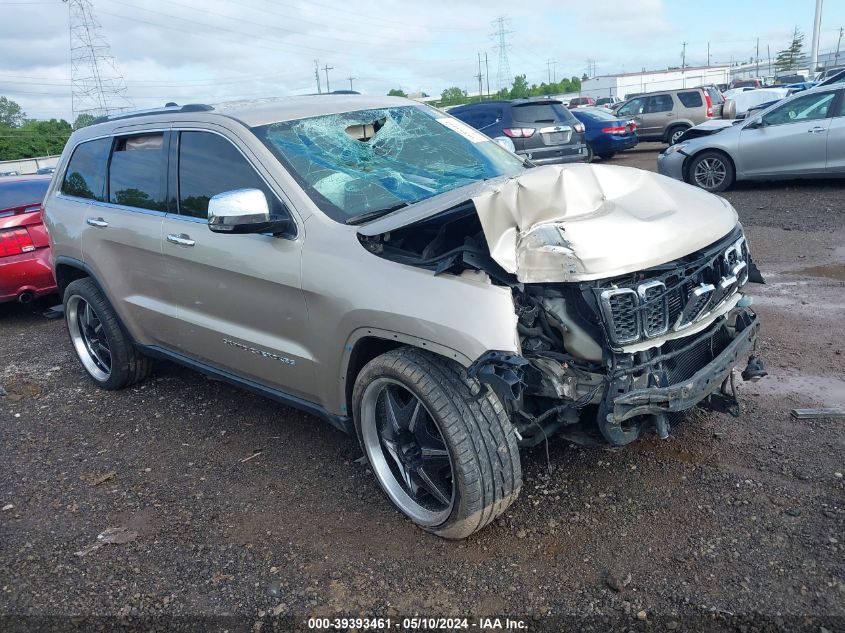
left=252, top=106, right=524, bottom=222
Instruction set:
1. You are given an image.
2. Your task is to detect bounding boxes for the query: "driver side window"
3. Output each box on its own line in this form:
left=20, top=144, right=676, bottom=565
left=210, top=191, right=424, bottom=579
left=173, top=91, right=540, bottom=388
left=762, top=91, right=836, bottom=126
left=177, top=131, right=289, bottom=219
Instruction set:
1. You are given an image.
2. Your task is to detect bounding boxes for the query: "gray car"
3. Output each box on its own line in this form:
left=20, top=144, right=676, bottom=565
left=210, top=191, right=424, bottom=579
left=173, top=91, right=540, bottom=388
left=658, top=84, right=845, bottom=191
left=44, top=95, right=765, bottom=538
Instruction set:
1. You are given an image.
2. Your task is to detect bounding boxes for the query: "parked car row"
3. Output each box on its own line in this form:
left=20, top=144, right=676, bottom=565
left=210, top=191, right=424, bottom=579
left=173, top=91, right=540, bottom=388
left=658, top=82, right=844, bottom=191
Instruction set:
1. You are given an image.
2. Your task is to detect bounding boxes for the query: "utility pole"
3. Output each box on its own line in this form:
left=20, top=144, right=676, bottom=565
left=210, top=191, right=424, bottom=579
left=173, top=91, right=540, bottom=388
left=767, top=44, right=771, bottom=77
left=347, top=75, right=356, bottom=91
left=835, top=26, right=843, bottom=64
left=546, top=58, right=556, bottom=84
left=810, top=0, right=823, bottom=73
left=322, top=64, right=334, bottom=92
left=484, top=52, right=490, bottom=98
left=314, top=59, right=321, bottom=94
left=477, top=53, right=483, bottom=98
left=707, top=42, right=710, bottom=67
left=681, top=41, right=687, bottom=69
left=756, top=38, right=760, bottom=77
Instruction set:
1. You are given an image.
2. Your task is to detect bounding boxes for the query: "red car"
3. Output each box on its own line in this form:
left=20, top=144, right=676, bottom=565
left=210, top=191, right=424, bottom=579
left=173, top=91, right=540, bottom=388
left=568, top=96, right=596, bottom=108
left=0, top=175, right=56, bottom=304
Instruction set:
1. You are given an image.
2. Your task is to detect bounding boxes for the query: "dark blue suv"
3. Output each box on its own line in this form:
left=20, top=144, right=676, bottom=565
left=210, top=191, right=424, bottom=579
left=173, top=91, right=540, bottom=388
left=450, top=99, right=588, bottom=165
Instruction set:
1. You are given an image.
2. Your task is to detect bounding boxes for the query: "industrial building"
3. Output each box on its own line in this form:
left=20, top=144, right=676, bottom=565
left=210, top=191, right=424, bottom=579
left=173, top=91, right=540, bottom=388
left=579, top=65, right=731, bottom=100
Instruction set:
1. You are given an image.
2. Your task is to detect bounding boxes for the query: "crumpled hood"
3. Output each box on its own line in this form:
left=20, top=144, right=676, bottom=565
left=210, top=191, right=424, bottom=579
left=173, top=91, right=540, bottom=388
left=471, top=163, right=738, bottom=283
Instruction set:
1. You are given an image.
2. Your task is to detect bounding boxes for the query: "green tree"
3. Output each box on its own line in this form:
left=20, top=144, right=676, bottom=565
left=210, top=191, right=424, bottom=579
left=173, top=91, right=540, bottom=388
left=387, top=88, right=408, bottom=97
left=508, top=74, right=530, bottom=99
left=0, top=96, right=26, bottom=127
left=74, top=113, right=97, bottom=130
left=440, top=86, right=467, bottom=106
left=775, top=27, right=804, bottom=72
left=0, top=117, right=73, bottom=161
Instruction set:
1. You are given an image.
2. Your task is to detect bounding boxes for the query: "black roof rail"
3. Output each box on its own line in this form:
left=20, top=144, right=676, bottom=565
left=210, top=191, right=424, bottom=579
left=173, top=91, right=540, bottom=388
left=91, top=103, right=214, bottom=125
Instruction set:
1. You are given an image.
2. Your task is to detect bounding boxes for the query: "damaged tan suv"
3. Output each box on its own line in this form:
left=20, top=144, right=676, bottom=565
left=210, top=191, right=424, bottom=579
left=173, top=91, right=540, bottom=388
left=44, top=96, right=765, bottom=538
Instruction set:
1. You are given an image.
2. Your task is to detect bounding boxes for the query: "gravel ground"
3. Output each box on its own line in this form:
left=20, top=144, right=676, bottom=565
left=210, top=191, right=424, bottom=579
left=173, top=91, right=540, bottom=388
left=1, top=146, right=843, bottom=632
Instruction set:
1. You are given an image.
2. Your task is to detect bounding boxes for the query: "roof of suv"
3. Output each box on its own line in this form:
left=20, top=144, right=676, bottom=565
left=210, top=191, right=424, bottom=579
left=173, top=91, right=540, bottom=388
left=78, top=95, right=416, bottom=136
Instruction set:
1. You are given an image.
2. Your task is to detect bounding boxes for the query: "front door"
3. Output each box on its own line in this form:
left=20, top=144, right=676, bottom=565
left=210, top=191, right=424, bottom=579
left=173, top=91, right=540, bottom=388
left=738, top=89, right=837, bottom=177
left=160, top=129, right=316, bottom=400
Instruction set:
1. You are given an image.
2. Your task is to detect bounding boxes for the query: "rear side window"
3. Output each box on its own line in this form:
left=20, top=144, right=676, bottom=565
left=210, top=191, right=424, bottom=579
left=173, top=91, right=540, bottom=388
left=706, top=87, right=724, bottom=104
left=646, top=95, right=674, bottom=113
left=109, top=133, right=167, bottom=211
left=61, top=137, right=110, bottom=201
left=0, top=179, right=50, bottom=212
left=677, top=91, right=703, bottom=108
left=177, top=131, right=286, bottom=219
left=512, top=102, right=575, bottom=124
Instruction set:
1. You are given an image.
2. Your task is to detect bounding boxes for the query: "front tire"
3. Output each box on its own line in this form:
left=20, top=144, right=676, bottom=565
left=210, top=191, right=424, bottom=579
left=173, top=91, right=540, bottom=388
left=352, top=348, right=522, bottom=539
left=687, top=150, right=735, bottom=192
left=667, top=125, right=690, bottom=145
left=64, top=278, right=153, bottom=390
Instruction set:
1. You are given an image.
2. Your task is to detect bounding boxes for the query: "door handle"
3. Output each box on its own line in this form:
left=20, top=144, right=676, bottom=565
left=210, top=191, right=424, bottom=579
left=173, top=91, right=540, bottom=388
left=166, top=233, right=195, bottom=247
left=86, top=217, right=108, bottom=228
left=807, top=126, right=826, bottom=134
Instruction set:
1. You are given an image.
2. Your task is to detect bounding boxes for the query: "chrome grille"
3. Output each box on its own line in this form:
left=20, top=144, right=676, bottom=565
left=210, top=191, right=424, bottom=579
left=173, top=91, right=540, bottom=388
left=638, top=280, right=669, bottom=337
left=600, top=289, right=640, bottom=344
left=596, top=230, right=750, bottom=347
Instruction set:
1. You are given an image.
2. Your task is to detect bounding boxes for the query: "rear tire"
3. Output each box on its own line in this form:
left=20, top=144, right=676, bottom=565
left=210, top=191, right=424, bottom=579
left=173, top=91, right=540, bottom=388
left=584, top=143, right=595, bottom=163
left=64, top=278, right=153, bottom=390
left=686, top=150, right=735, bottom=192
left=352, top=347, right=522, bottom=539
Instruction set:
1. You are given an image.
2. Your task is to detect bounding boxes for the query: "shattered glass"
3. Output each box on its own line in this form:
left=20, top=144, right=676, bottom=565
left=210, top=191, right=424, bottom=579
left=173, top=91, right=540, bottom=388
left=252, top=106, right=523, bottom=222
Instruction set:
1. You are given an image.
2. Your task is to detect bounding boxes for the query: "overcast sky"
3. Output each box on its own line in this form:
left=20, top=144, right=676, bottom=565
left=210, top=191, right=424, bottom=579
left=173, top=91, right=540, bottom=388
left=2, top=0, right=844, bottom=121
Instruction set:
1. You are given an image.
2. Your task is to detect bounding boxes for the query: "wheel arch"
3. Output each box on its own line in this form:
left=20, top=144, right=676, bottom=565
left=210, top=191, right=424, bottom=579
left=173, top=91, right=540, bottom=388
left=339, top=329, right=473, bottom=418
left=54, top=256, right=93, bottom=297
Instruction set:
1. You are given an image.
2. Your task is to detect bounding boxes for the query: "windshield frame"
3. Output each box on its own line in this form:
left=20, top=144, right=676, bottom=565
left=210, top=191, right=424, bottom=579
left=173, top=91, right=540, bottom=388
left=251, top=104, right=526, bottom=224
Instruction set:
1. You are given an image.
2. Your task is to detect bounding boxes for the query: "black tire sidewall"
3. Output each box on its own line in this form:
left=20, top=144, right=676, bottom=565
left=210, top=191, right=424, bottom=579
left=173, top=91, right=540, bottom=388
left=64, top=279, right=138, bottom=390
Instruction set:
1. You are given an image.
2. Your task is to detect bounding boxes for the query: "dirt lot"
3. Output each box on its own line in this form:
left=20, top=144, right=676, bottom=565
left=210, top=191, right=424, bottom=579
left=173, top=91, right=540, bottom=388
left=1, top=144, right=843, bottom=632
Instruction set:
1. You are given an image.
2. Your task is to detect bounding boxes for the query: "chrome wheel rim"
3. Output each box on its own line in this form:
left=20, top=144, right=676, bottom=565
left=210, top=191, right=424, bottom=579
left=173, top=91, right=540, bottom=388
left=360, top=378, right=454, bottom=526
left=693, top=157, right=726, bottom=189
left=670, top=129, right=685, bottom=144
left=67, top=296, right=111, bottom=381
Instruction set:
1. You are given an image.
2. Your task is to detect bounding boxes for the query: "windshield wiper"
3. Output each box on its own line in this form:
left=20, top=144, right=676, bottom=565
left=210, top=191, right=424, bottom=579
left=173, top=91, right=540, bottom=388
left=345, top=202, right=410, bottom=225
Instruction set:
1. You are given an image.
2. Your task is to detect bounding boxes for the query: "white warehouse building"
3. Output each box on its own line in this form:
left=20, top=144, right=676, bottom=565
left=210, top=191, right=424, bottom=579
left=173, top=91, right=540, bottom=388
left=579, top=65, right=732, bottom=100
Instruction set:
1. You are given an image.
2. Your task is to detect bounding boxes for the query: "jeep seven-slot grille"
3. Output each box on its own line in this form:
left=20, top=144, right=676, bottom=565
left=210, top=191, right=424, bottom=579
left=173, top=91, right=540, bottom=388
left=595, top=230, right=748, bottom=346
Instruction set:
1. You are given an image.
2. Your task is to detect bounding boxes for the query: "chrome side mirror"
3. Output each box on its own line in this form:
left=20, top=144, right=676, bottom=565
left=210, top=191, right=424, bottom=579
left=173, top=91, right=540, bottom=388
left=208, top=188, right=290, bottom=235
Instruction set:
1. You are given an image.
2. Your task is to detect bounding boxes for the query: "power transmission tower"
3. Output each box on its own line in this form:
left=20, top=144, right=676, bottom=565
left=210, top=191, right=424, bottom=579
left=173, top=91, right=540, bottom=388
left=491, top=16, right=513, bottom=92
left=477, top=53, right=483, bottom=97
left=64, top=0, right=132, bottom=122
left=314, top=59, right=322, bottom=94
left=322, top=64, right=334, bottom=92
left=546, top=59, right=557, bottom=84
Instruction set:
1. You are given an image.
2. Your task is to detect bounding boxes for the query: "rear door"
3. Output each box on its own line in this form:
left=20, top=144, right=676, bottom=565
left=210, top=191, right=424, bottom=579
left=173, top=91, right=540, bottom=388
left=68, top=130, right=177, bottom=346
left=738, top=89, right=836, bottom=177
left=825, top=89, right=845, bottom=173
left=160, top=127, right=315, bottom=399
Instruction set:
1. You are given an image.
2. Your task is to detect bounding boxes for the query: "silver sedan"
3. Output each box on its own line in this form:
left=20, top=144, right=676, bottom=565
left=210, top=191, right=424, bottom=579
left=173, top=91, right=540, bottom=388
left=657, top=84, right=845, bottom=191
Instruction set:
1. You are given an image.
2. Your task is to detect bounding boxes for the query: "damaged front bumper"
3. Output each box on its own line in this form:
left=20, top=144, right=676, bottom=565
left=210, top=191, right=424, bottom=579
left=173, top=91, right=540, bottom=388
left=608, top=311, right=759, bottom=424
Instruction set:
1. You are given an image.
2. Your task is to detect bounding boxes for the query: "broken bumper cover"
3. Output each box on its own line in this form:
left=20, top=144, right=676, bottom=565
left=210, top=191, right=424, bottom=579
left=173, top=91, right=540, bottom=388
left=609, top=314, right=760, bottom=424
